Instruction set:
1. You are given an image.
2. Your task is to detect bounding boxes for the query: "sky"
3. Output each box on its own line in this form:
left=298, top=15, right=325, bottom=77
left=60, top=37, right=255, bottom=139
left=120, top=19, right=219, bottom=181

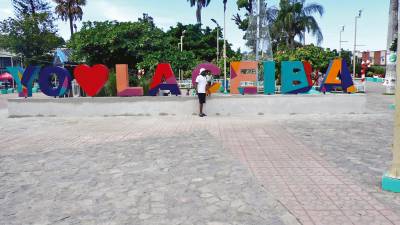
left=0, top=0, right=390, bottom=53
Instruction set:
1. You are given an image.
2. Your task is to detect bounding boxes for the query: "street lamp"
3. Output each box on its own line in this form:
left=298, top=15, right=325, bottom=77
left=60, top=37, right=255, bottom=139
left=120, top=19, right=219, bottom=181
left=339, top=25, right=347, bottom=57
left=223, top=4, right=228, bottom=94
left=211, top=19, right=220, bottom=64
left=180, top=30, right=186, bottom=52
left=255, top=0, right=260, bottom=61
left=353, top=10, right=362, bottom=77
left=179, top=30, right=186, bottom=81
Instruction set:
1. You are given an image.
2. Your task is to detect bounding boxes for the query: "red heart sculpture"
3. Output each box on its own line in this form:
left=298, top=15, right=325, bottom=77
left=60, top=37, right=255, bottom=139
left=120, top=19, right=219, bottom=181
left=74, top=64, right=109, bottom=97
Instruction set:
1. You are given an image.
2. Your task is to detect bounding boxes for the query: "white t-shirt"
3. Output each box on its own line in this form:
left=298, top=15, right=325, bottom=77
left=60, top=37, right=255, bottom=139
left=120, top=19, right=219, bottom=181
left=195, top=75, right=207, bottom=93
left=206, top=75, right=212, bottom=82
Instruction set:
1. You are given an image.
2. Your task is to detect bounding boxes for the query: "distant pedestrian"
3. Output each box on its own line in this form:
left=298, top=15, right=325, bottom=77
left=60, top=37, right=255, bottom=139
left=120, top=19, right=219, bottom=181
left=321, top=85, right=326, bottom=95
left=195, top=68, right=207, bottom=117
left=206, top=72, right=213, bottom=96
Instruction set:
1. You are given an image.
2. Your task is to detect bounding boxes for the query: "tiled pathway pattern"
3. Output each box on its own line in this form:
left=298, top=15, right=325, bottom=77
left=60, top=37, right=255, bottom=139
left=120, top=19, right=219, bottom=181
left=0, top=114, right=399, bottom=224
left=217, top=119, right=400, bottom=225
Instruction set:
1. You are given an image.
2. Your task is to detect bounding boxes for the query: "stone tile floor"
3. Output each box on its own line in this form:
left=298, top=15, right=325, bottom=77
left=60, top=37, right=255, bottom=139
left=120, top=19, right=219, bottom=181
left=0, top=83, right=399, bottom=225
left=0, top=127, right=296, bottom=225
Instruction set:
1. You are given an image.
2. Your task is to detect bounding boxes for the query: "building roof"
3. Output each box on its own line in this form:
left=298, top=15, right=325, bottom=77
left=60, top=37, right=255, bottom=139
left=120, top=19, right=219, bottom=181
left=0, top=50, right=16, bottom=58
left=53, top=48, right=72, bottom=65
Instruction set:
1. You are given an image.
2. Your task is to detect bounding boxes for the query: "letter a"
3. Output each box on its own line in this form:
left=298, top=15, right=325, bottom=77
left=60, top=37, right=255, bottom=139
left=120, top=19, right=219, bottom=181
left=320, top=59, right=356, bottom=93
left=148, top=63, right=181, bottom=96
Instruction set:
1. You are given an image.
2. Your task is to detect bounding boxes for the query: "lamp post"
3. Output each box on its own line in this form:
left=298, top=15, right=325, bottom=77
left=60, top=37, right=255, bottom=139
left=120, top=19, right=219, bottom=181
left=180, top=30, right=186, bottom=52
left=223, top=3, right=228, bottom=94
left=353, top=10, right=362, bottom=78
left=255, top=0, right=260, bottom=61
left=179, top=30, right=186, bottom=81
left=339, top=25, right=347, bottom=57
left=211, top=19, right=220, bottom=64
left=10, top=56, right=15, bottom=89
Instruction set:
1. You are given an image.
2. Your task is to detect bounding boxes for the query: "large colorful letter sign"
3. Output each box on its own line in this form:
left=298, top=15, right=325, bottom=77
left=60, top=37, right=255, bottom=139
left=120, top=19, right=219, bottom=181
left=320, top=59, right=356, bottom=93
left=148, top=63, right=181, bottom=96
left=263, top=61, right=276, bottom=95
left=38, top=66, right=72, bottom=97
left=230, top=61, right=258, bottom=94
left=74, top=64, right=109, bottom=97
left=21, top=66, right=41, bottom=97
left=192, top=63, right=221, bottom=94
left=281, top=61, right=313, bottom=94
left=116, top=64, right=144, bottom=96
left=6, top=66, right=40, bottom=97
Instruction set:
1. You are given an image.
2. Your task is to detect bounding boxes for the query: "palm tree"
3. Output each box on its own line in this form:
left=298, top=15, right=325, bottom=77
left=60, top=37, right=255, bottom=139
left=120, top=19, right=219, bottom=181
left=187, top=0, right=211, bottom=24
left=385, top=0, right=398, bottom=94
left=272, top=0, right=324, bottom=49
left=53, top=0, right=86, bottom=37
left=386, top=0, right=400, bottom=184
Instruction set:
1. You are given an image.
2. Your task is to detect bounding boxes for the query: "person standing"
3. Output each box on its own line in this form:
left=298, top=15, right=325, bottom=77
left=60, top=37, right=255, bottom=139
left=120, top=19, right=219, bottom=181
left=195, top=68, right=207, bottom=117
left=206, top=72, right=213, bottom=96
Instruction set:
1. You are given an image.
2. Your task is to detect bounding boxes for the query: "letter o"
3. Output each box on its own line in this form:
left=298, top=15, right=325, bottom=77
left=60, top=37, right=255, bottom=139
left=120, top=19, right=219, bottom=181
left=39, top=66, right=72, bottom=97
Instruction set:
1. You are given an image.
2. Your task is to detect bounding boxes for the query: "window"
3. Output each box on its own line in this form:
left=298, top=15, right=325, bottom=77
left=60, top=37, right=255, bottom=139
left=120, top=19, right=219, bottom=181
left=0, top=57, right=12, bottom=71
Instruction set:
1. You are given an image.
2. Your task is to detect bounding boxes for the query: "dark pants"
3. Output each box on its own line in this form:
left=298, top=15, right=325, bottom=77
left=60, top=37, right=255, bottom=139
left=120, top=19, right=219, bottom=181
left=198, top=93, right=206, bottom=104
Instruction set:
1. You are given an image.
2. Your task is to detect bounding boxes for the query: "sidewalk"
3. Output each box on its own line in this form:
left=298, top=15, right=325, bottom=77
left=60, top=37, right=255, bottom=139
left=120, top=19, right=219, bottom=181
left=0, top=115, right=399, bottom=224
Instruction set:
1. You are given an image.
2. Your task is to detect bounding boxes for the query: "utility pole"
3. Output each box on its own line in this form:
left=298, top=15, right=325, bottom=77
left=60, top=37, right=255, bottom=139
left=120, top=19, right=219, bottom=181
left=353, top=10, right=362, bottom=77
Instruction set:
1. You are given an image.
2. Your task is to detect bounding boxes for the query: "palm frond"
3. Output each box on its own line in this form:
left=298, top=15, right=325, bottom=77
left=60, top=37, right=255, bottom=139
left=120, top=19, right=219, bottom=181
left=303, top=16, right=323, bottom=44
left=303, top=3, right=324, bottom=17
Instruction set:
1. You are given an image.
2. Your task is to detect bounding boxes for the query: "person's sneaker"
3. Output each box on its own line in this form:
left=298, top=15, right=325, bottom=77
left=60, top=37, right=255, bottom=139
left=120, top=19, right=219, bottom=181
left=201, top=113, right=207, bottom=117
left=199, top=114, right=204, bottom=117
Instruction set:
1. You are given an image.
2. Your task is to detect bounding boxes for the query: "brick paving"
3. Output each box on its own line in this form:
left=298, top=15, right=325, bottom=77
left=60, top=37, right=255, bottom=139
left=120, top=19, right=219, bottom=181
left=217, top=119, right=400, bottom=225
left=0, top=83, right=399, bottom=224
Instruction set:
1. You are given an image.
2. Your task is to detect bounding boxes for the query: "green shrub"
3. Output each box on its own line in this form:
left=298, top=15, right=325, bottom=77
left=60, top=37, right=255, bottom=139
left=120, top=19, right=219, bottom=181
left=369, top=66, right=385, bottom=75
left=104, top=71, right=117, bottom=96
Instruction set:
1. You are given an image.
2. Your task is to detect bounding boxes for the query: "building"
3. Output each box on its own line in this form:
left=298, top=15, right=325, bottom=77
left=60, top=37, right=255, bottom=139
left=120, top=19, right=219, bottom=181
left=0, top=50, right=19, bottom=74
left=360, top=50, right=387, bottom=66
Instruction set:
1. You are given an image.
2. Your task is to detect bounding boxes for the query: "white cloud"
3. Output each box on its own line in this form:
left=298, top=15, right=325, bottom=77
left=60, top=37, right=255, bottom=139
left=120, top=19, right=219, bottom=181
left=0, top=4, right=13, bottom=20
left=95, top=1, right=139, bottom=22
left=86, top=1, right=176, bottom=29
left=153, top=16, right=176, bottom=29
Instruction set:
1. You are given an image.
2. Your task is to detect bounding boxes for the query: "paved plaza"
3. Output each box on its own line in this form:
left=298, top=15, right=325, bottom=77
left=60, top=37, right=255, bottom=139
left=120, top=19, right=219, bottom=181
left=1, top=83, right=400, bottom=225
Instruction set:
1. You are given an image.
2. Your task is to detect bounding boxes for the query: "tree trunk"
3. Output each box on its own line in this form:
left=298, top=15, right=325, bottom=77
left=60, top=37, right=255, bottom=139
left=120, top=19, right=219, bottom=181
left=387, top=0, right=398, bottom=50
left=385, top=0, right=398, bottom=94
left=29, top=0, right=36, bottom=15
left=288, top=34, right=295, bottom=49
left=69, top=15, right=74, bottom=37
left=196, top=4, right=202, bottom=24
